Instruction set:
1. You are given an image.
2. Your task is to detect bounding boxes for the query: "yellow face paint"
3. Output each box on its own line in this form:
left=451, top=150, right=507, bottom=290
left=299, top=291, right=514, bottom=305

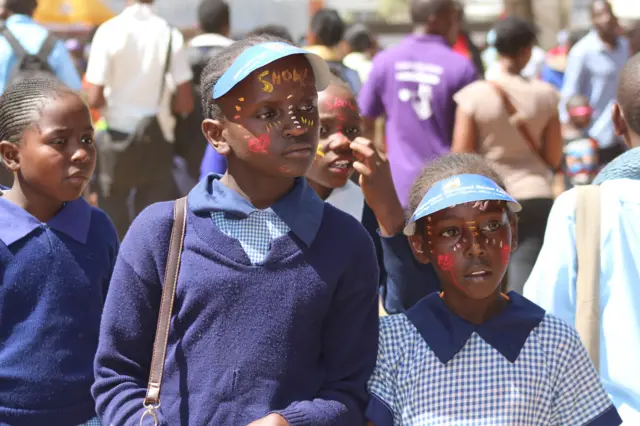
left=316, top=147, right=325, bottom=158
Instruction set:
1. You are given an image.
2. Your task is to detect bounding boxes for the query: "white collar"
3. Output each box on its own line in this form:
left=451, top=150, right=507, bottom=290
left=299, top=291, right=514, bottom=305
left=189, top=33, right=234, bottom=48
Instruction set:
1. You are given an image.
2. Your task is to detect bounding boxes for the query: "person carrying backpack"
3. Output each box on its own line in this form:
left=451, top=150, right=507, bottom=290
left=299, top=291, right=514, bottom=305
left=0, top=0, right=82, bottom=188
left=0, top=0, right=81, bottom=94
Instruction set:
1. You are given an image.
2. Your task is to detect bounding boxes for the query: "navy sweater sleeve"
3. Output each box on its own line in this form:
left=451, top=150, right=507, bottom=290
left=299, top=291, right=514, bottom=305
left=276, top=217, right=379, bottom=426
left=92, top=202, right=173, bottom=426
left=380, top=232, right=440, bottom=314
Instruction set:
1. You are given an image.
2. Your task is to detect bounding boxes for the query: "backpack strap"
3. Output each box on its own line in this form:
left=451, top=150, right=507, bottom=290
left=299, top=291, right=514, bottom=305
left=575, top=185, right=602, bottom=372
left=36, top=33, right=57, bottom=63
left=140, top=196, right=187, bottom=425
left=0, top=25, right=28, bottom=57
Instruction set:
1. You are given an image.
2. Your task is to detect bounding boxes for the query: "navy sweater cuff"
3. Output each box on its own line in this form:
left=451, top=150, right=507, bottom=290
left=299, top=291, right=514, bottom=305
left=366, top=393, right=394, bottom=426
left=584, top=405, right=623, bottom=426
left=275, top=406, right=310, bottom=426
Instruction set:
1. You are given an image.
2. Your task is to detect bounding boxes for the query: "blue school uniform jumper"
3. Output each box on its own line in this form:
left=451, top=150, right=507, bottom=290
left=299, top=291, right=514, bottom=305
left=0, top=189, right=119, bottom=426
left=93, top=174, right=380, bottom=426
left=367, top=291, right=622, bottom=426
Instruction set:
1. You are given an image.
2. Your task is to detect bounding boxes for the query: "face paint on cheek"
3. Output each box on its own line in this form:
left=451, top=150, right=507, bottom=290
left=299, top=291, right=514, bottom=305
left=500, top=243, right=511, bottom=265
left=247, top=134, right=271, bottom=153
left=437, top=252, right=463, bottom=291
left=300, top=116, right=314, bottom=127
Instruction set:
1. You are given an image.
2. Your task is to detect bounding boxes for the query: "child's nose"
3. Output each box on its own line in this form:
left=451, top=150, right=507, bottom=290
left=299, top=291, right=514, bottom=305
left=70, top=146, right=92, bottom=163
left=328, top=132, right=351, bottom=151
left=283, top=124, right=307, bottom=138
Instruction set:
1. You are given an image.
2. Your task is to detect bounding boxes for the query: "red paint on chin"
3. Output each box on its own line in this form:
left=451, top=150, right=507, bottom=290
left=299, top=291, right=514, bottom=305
left=248, top=134, right=271, bottom=153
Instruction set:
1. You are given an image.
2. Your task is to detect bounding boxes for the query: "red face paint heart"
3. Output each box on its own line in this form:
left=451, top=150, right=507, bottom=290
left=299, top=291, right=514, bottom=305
left=437, top=253, right=454, bottom=271
left=248, top=134, right=271, bottom=153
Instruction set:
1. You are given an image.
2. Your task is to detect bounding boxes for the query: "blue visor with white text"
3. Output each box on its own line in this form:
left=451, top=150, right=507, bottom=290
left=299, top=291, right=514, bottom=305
left=404, top=174, right=522, bottom=236
left=213, top=42, right=331, bottom=99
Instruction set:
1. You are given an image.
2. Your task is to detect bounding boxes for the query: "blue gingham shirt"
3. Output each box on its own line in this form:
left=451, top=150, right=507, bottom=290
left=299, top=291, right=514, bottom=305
left=367, top=292, right=621, bottom=426
left=202, top=174, right=324, bottom=265
left=525, top=179, right=640, bottom=423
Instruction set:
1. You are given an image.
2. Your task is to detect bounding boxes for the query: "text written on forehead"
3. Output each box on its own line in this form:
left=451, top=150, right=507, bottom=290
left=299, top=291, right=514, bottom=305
left=258, top=68, right=309, bottom=93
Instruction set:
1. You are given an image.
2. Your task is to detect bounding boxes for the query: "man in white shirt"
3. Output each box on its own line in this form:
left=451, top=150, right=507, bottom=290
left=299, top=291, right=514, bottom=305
left=85, top=0, right=194, bottom=239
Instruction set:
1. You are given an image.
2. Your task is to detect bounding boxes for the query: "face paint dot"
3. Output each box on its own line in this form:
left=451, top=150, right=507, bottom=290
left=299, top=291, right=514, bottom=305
left=492, top=239, right=496, bottom=245
left=289, top=105, right=294, bottom=110
left=239, top=97, right=245, bottom=102
left=287, top=95, right=293, bottom=99
left=235, top=106, right=241, bottom=111
left=427, top=217, right=432, bottom=223
left=234, top=115, right=240, bottom=119
left=297, top=125, right=301, bottom=128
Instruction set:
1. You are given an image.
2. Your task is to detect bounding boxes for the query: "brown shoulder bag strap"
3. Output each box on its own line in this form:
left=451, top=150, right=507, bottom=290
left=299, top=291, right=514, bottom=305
left=575, top=185, right=602, bottom=372
left=488, top=81, right=552, bottom=169
left=140, top=196, right=187, bottom=426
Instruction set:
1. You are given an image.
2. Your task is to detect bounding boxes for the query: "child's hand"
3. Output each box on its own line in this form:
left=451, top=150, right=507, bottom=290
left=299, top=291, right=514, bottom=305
left=350, top=137, right=405, bottom=236
left=246, top=413, right=290, bottom=426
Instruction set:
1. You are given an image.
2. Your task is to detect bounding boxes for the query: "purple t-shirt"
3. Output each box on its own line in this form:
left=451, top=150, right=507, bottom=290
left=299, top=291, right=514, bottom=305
left=359, top=35, right=477, bottom=208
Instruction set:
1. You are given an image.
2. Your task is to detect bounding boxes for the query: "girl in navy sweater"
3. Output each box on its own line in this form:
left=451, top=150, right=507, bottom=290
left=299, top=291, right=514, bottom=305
left=93, top=35, right=379, bottom=426
left=0, top=77, right=119, bottom=426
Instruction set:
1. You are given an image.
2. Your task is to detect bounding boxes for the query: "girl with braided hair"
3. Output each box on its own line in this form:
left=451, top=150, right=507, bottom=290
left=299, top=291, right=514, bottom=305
left=0, top=76, right=118, bottom=426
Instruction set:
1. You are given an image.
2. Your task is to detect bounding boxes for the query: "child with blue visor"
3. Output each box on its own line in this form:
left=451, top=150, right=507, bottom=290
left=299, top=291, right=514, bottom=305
left=93, top=36, right=380, bottom=426
left=366, top=153, right=621, bottom=426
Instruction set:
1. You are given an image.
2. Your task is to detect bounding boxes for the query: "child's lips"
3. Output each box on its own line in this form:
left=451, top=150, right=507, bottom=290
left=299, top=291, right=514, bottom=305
left=328, top=159, right=354, bottom=175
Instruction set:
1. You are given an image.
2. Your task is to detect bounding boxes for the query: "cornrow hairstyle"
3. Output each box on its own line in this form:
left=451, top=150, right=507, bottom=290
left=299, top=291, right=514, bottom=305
left=407, top=153, right=510, bottom=230
left=200, top=34, right=292, bottom=121
left=0, top=76, right=76, bottom=145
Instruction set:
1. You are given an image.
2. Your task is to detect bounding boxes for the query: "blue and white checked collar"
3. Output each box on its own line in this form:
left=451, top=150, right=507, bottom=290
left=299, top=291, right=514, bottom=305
left=0, top=186, right=92, bottom=246
left=188, top=174, right=324, bottom=246
left=406, top=292, right=545, bottom=364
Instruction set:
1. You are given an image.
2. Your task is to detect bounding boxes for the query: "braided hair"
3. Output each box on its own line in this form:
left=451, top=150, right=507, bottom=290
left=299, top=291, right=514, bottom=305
left=200, top=34, right=291, bottom=121
left=0, top=76, right=75, bottom=145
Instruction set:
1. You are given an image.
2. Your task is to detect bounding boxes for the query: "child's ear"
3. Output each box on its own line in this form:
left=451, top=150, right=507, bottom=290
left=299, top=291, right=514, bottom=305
left=612, top=103, right=629, bottom=141
left=408, top=233, right=431, bottom=264
left=0, top=140, right=19, bottom=172
left=202, top=119, right=231, bottom=156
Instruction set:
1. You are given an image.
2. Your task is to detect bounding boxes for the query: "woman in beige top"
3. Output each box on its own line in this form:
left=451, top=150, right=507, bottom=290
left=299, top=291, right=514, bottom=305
left=451, top=16, right=563, bottom=294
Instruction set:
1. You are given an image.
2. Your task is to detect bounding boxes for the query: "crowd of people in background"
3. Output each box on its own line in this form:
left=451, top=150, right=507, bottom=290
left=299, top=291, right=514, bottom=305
left=0, top=0, right=639, bottom=424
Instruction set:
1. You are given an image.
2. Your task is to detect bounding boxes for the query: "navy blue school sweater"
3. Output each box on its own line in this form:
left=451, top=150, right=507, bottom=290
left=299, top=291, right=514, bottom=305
left=93, top=177, right=380, bottom=426
left=0, top=191, right=119, bottom=426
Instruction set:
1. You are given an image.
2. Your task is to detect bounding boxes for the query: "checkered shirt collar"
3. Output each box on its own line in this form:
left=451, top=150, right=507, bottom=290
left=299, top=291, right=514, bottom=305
left=406, top=291, right=545, bottom=364
left=188, top=174, right=324, bottom=246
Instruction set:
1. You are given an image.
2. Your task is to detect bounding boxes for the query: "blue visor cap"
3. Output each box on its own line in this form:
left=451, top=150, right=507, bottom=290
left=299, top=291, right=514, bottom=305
left=213, top=42, right=331, bottom=99
left=403, top=174, right=522, bottom=236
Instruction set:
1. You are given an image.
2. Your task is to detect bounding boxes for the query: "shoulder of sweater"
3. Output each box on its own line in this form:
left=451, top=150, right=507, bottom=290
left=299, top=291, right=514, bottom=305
left=88, top=206, right=119, bottom=249
left=118, top=201, right=175, bottom=266
left=321, top=202, right=375, bottom=247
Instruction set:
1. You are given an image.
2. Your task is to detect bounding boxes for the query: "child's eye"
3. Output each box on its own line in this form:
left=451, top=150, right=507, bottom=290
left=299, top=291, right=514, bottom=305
left=50, top=138, right=66, bottom=145
left=299, top=104, right=315, bottom=113
left=482, top=222, right=501, bottom=232
left=319, top=126, right=329, bottom=137
left=344, top=127, right=361, bottom=137
left=81, top=136, right=95, bottom=145
left=441, top=228, right=460, bottom=238
left=256, top=111, right=278, bottom=120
